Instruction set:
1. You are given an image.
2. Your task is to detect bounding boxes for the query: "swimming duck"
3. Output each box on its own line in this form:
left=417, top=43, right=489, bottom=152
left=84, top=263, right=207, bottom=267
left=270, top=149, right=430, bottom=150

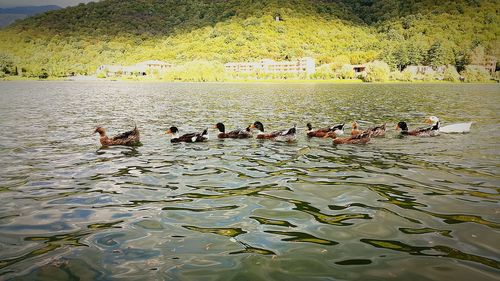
left=396, top=116, right=440, bottom=137
left=166, top=126, right=209, bottom=143
left=94, top=126, right=140, bottom=146
left=366, top=123, right=386, bottom=137
left=331, top=123, right=345, bottom=136
left=351, top=121, right=386, bottom=137
left=250, top=121, right=296, bottom=141
left=306, top=123, right=345, bottom=138
left=306, top=123, right=333, bottom=138
left=333, top=131, right=371, bottom=145
left=350, top=121, right=363, bottom=136
left=214, top=123, right=252, bottom=139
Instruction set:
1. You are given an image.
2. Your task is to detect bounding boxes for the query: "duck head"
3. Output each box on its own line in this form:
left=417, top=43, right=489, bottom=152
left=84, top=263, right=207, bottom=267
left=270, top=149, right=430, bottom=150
left=214, top=123, right=225, bottom=133
left=306, top=123, right=313, bottom=132
left=425, top=116, right=439, bottom=124
left=250, top=121, right=264, bottom=133
left=94, top=127, right=106, bottom=136
left=396, top=121, right=408, bottom=131
left=166, top=126, right=180, bottom=138
left=425, top=116, right=440, bottom=130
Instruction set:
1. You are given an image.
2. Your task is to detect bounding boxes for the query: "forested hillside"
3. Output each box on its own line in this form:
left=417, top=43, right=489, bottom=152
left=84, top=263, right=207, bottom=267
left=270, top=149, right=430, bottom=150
left=0, top=0, right=497, bottom=78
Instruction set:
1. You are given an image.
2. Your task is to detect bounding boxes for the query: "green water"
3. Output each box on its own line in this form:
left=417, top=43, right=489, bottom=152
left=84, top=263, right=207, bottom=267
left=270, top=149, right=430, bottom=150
left=0, top=82, right=498, bottom=280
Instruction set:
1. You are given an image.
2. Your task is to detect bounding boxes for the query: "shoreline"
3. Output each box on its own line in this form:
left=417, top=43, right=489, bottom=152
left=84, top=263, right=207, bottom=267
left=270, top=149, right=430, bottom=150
left=1, top=76, right=498, bottom=84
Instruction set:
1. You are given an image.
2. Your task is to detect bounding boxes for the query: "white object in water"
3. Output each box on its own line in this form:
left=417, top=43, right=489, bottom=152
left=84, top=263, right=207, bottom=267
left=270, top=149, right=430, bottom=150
left=440, top=122, right=473, bottom=133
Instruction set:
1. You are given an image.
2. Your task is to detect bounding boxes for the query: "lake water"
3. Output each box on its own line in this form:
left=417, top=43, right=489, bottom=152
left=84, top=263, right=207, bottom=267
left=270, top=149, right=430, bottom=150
left=0, top=81, right=498, bottom=280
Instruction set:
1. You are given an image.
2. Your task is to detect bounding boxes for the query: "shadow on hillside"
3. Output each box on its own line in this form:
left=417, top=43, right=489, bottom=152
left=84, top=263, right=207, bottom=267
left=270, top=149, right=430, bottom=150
left=11, top=0, right=370, bottom=37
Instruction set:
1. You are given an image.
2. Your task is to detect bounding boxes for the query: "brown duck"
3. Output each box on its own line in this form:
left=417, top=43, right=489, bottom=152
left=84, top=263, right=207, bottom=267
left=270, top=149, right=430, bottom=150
left=250, top=121, right=296, bottom=141
left=306, top=123, right=344, bottom=138
left=351, top=121, right=386, bottom=137
left=94, top=126, right=140, bottom=146
left=333, top=131, right=371, bottom=145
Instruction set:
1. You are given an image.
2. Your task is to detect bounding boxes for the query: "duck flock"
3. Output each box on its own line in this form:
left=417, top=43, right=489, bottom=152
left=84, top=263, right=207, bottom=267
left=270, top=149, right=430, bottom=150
left=93, top=116, right=467, bottom=147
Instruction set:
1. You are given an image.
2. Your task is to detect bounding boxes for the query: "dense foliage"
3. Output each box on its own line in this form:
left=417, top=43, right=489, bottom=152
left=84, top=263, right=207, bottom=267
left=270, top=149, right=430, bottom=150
left=0, top=0, right=497, bottom=81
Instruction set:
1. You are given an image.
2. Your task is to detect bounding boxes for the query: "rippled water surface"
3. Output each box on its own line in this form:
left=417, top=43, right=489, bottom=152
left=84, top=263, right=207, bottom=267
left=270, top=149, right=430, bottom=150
left=0, top=81, right=499, bottom=280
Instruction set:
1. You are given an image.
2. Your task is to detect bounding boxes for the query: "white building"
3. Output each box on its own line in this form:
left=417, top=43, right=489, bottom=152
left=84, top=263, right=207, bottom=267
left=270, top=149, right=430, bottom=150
left=225, top=57, right=316, bottom=74
left=405, top=65, right=445, bottom=75
left=96, top=60, right=173, bottom=76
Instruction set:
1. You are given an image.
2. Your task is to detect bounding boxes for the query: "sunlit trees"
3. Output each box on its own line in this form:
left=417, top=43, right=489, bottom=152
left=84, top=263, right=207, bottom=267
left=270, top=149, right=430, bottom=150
left=0, top=53, right=15, bottom=75
left=340, top=64, right=355, bottom=79
left=163, top=60, right=225, bottom=82
left=364, top=61, right=390, bottom=82
left=443, top=65, right=461, bottom=82
left=0, top=0, right=497, bottom=81
left=461, top=65, right=491, bottom=82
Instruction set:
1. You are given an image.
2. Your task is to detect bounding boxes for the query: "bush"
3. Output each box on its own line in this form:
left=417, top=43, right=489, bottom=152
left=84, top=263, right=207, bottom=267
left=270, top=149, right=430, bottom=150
left=0, top=53, right=14, bottom=75
left=312, top=64, right=334, bottom=79
left=443, top=65, right=460, bottom=82
left=96, top=71, right=106, bottom=78
left=164, top=60, right=226, bottom=82
left=422, top=69, right=436, bottom=81
left=398, top=68, right=414, bottom=81
left=461, top=65, right=491, bottom=82
left=363, top=60, right=390, bottom=82
left=340, top=64, right=355, bottom=79
left=330, top=55, right=351, bottom=72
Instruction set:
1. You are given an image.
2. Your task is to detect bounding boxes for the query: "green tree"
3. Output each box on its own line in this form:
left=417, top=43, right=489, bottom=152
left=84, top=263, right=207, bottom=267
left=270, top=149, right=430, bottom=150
left=427, top=42, right=454, bottom=67
left=398, top=68, right=414, bottom=81
left=164, top=60, right=225, bottom=82
left=0, top=53, right=14, bottom=75
left=364, top=60, right=390, bottom=82
left=443, top=65, right=460, bottom=82
left=461, top=65, right=491, bottom=82
left=330, top=55, right=351, bottom=72
left=340, top=64, right=355, bottom=79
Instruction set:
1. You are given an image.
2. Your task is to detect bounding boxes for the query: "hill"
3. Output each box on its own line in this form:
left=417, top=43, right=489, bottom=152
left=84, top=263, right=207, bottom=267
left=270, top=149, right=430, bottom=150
left=0, top=5, right=61, bottom=28
left=0, top=0, right=497, bottom=78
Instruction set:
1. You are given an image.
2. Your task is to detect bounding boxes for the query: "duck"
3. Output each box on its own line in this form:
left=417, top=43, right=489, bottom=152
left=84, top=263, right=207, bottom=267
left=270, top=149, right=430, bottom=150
left=214, top=123, right=252, bottom=139
left=396, top=116, right=440, bottom=137
left=94, top=125, right=140, bottom=146
left=333, top=131, right=371, bottom=145
left=166, top=126, right=209, bottom=143
left=250, top=121, right=296, bottom=141
left=330, top=123, right=345, bottom=136
left=306, top=123, right=334, bottom=138
left=351, top=121, right=386, bottom=137
left=306, top=123, right=345, bottom=138
left=350, top=121, right=363, bottom=136
left=365, top=123, right=387, bottom=137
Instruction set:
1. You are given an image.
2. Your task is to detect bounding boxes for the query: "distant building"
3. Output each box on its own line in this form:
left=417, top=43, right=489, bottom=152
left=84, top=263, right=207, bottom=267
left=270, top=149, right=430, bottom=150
left=351, top=64, right=366, bottom=75
left=405, top=65, right=445, bottom=75
left=224, top=62, right=260, bottom=73
left=225, top=57, right=316, bottom=74
left=475, top=55, right=497, bottom=74
left=96, top=60, right=173, bottom=77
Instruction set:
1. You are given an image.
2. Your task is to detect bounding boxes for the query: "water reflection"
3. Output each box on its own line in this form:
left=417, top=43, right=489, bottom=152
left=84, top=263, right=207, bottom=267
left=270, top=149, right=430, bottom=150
left=0, top=82, right=498, bottom=279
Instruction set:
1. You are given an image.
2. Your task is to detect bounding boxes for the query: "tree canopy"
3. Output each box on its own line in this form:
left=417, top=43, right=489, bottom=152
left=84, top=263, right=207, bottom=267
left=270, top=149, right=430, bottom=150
left=0, top=0, right=497, bottom=78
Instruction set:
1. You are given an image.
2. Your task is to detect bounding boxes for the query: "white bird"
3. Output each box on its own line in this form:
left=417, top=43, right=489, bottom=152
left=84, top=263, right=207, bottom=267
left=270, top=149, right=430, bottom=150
left=440, top=122, right=473, bottom=133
